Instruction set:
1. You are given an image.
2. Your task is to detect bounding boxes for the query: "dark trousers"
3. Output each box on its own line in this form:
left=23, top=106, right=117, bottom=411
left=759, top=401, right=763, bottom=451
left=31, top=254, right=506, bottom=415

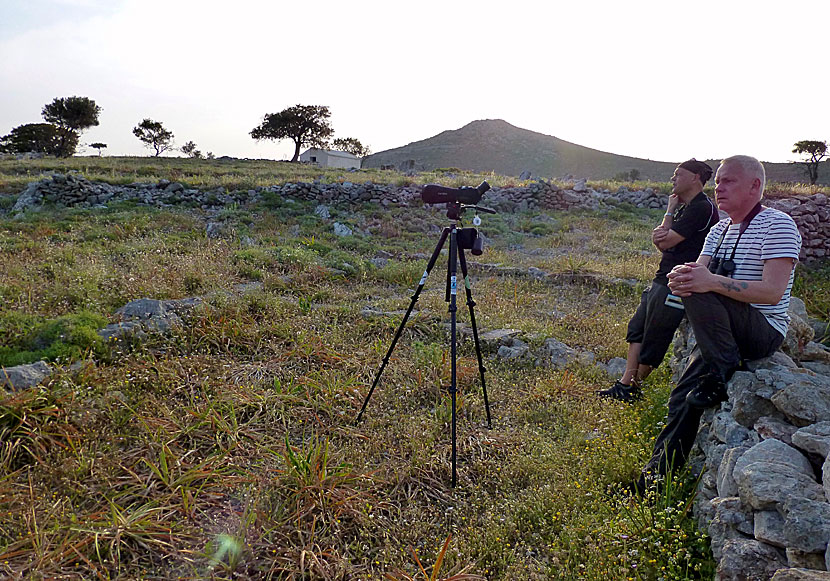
left=643, top=292, right=784, bottom=478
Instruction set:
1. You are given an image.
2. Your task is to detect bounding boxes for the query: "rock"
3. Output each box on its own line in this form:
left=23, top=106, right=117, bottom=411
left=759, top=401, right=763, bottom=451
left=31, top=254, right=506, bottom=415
left=782, top=497, right=830, bottom=553
left=478, top=329, right=522, bottom=351
left=497, top=338, right=529, bottom=360
left=0, top=361, right=52, bottom=391
left=538, top=337, right=579, bottom=369
left=756, top=416, right=800, bottom=445
left=792, top=422, right=830, bottom=458
left=716, top=538, right=787, bottom=580
left=205, top=222, right=225, bottom=239
left=736, top=461, right=826, bottom=510
left=709, top=497, right=755, bottom=559
left=771, top=377, right=830, bottom=427
left=802, top=342, right=830, bottom=363
left=755, top=509, right=788, bottom=548
left=603, top=357, right=627, bottom=378
left=333, top=222, right=352, bottom=237
left=712, top=408, right=759, bottom=447
left=730, top=370, right=786, bottom=428
left=772, top=568, right=830, bottom=580
left=786, top=549, right=828, bottom=571
left=718, top=445, right=753, bottom=497
left=734, top=438, right=815, bottom=476
left=314, top=204, right=330, bottom=219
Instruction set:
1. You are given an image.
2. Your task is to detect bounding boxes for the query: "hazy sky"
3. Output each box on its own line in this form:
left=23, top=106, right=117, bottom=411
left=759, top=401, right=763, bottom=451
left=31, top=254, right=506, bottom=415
left=2, top=0, right=828, bottom=165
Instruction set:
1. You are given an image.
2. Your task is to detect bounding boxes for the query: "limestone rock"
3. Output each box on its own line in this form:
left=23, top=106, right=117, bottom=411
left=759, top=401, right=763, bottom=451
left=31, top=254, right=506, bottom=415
left=771, top=377, right=830, bottom=427
left=792, top=422, right=830, bottom=458
left=0, top=361, right=52, bottom=391
left=756, top=416, right=800, bottom=445
left=782, top=497, right=830, bottom=553
left=709, top=497, right=755, bottom=559
left=771, top=568, right=830, bottom=580
left=715, top=538, right=787, bottom=580
left=755, top=509, right=788, bottom=548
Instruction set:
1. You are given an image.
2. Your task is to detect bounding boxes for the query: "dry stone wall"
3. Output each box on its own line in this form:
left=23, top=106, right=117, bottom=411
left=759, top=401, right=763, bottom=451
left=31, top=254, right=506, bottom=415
left=671, top=299, right=830, bottom=580
left=7, top=173, right=829, bottom=264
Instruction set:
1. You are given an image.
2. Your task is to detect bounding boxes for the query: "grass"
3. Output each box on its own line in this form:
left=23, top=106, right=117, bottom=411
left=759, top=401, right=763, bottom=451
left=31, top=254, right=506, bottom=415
left=0, top=158, right=827, bottom=579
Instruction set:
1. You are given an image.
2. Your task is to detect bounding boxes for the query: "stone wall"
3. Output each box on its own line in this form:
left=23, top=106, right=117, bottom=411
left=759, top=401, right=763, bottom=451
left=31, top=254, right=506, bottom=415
left=673, top=299, right=830, bottom=580
left=7, top=173, right=829, bottom=264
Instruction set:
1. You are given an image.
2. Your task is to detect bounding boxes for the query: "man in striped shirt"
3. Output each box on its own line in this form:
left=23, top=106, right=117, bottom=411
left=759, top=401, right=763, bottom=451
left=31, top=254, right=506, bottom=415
left=633, top=155, right=802, bottom=491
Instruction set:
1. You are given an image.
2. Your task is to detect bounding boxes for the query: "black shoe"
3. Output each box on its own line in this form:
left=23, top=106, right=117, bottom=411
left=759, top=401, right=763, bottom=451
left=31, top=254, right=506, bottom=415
left=686, top=373, right=728, bottom=408
left=597, top=380, right=642, bottom=403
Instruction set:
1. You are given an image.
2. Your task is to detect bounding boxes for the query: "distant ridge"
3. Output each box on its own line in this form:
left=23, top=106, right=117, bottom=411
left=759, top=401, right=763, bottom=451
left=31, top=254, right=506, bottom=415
left=362, top=119, right=829, bottom=184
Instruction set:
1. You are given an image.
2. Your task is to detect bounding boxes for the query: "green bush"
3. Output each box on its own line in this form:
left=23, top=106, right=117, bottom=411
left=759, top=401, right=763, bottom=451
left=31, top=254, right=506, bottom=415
left=322, top=250, right=369, bottom=277
left=0, top=310, right=109, bottom=366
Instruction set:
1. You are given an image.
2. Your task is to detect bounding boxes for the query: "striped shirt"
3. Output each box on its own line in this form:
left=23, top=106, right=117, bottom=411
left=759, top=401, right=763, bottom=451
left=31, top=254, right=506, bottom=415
left=701, top=207, right=802, bottom=336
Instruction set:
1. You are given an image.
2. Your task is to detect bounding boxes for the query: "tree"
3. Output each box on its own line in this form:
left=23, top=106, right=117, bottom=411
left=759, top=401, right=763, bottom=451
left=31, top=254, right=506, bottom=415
left=181, top=140, right=203, bottom=158
left=250, top=104, right=333, bottom=162
left=792, top=140, right=828, bottom=185
left=90, top=142, right=107, bottom=156
left=41, top=96, right=102, bottom=157
left=332, top=137, right=370, bottom=158
left=0, top=123, right=74, bottom=156
left=133, top=119, right=175, bottom=156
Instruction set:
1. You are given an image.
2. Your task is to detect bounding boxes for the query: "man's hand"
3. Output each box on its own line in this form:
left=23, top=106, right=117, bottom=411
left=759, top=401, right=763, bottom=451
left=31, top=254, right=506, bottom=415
left=652, top=225, right=670, bottom=245
left=667, top=262, right=714, bottom=296
left=666, top=193, right=681, bottom=214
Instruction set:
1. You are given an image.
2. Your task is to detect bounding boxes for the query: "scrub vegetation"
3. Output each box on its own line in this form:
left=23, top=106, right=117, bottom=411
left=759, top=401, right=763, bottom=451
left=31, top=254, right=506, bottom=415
left=0, top=157, right=828, bottom=579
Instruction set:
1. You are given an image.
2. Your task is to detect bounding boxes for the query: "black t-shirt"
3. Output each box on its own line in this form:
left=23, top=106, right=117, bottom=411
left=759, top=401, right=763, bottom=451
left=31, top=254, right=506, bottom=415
left=654, top=191, right=719, bottom=284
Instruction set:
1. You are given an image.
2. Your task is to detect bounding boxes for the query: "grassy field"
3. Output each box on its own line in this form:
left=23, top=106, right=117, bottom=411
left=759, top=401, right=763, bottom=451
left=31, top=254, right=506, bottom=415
left=0, top=157, right=828, bottom=580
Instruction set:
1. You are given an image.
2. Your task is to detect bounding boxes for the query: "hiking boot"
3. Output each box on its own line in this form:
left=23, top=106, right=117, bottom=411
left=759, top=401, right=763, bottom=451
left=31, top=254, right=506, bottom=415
left=686, top=373, right=728, bottom=408
left=597, top=380, right=642, bottom=404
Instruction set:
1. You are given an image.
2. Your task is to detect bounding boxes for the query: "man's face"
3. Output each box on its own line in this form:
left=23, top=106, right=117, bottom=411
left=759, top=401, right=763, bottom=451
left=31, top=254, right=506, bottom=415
left=670, top=167, right=698, bottom=195
left=714, top=161, right=758, bottom=215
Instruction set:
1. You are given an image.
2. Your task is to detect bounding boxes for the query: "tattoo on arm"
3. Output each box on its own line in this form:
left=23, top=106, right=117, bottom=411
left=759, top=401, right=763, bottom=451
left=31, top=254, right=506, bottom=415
left=720, top=280, right=749, bottom=293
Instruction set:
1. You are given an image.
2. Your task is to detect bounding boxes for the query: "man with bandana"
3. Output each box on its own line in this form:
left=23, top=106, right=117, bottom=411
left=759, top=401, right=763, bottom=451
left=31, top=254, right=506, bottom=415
left=599, top=159, right=719, bottom=403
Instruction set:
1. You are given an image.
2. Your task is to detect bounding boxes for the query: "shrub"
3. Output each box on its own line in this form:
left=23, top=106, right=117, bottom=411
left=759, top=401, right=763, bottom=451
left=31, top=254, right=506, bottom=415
left=0, top=310, right=109, bottom=366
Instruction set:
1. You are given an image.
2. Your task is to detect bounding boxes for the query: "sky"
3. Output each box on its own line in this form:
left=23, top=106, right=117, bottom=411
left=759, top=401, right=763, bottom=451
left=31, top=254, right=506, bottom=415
left=1, top=0, right=829, bottom=165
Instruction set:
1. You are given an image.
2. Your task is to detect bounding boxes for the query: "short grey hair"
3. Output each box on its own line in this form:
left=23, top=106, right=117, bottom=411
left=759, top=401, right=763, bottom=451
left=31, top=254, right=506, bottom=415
left=721, top=155, right=766, bottom=197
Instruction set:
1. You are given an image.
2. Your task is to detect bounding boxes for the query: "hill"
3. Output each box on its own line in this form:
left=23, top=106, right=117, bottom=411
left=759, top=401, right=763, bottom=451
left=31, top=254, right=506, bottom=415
left=362, top=119, right=830, bottom=184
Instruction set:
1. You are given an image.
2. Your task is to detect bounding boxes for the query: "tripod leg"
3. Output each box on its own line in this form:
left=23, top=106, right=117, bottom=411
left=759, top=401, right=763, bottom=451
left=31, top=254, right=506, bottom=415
left=355, top=227, right=451, bottom=425
left=457, top=246, right=492, bottom=429
left=448, top=228, right=459, bottom=488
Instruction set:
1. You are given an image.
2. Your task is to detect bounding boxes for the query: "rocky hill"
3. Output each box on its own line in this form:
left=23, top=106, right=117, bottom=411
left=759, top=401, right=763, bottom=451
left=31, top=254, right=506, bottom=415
left=362, top=119, right=830, bottom=184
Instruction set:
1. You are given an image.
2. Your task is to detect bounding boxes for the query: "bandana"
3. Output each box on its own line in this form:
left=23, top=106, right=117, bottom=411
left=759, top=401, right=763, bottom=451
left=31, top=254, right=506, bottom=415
left=678, top=159, right=714, bottom=184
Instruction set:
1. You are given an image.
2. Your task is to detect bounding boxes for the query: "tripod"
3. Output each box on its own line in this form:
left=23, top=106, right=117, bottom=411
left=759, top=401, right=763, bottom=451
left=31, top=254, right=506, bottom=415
left=355, top=201, right=492, bottom=488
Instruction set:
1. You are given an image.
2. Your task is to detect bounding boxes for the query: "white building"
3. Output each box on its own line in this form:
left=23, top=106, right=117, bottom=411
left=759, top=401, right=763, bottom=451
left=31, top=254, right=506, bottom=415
left=299, top=148, right=361, bottom=169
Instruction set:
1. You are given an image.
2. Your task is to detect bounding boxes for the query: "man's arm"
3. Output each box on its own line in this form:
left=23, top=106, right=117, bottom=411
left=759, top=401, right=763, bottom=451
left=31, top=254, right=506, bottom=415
left=652, top=193, right=686, bottom=250
left=667, top=257, right=795, bottom=305
left=652, top=226, right=686, bottom=251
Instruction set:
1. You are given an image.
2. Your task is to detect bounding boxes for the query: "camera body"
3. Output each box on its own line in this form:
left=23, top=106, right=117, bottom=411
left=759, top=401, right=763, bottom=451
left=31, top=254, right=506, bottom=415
left=708, top=257, right=736, bottom=277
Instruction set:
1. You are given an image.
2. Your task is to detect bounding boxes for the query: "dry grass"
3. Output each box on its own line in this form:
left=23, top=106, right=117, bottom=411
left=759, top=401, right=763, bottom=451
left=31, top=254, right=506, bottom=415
left=2, top=161, right=825, bottom=579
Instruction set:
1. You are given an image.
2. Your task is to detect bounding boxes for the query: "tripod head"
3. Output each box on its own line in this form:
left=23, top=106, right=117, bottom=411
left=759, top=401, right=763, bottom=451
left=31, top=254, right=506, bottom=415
left=421, top=182, right=497, bottom=222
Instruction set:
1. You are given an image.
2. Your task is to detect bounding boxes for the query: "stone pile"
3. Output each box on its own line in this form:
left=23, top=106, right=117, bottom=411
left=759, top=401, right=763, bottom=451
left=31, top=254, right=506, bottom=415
left=10, top=173, right=262, bottom=212
left=766, top=194, right=830, bottom=262
left=674, top=299, right=830, bottom=580
left=7, top=174, right=829, bottom=265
